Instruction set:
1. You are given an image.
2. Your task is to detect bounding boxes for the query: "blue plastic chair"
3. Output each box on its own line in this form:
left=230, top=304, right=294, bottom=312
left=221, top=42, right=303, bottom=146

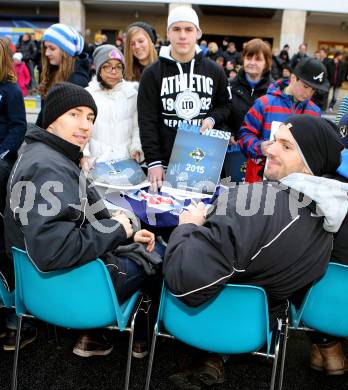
left=145, top=284, right=288, bottom=390
left=11, top=247, right=143, bottom=390
left=291, top=262, right=348, bottom=337
left=0, top=272, right=14, bottom=308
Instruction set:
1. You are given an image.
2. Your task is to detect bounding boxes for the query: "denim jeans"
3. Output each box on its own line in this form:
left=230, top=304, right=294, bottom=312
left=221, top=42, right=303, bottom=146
left=110, top=256, right=148, bottom=305
left=107, top=241, right=165, bottom=305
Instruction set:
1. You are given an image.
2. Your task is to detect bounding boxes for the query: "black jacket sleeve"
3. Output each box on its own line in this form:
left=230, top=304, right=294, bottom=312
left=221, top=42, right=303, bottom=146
left=0, top=84, right=26, bottom=157
left=290, top=54, right=298, bottom=70
left=17, top=162, right=127, bottom=271
left=137, top=64, right=163, bottom=167
left=36, top=102, right=43, bottom=128
left=207, top=65, right=231, bottom=126
left=163, top=220, right=236, bottom=306
left=163, top=183, right=288, bottom=307
left=68, top=54, right=91, bottom=88
left=29, top=41, right=37, bottom=61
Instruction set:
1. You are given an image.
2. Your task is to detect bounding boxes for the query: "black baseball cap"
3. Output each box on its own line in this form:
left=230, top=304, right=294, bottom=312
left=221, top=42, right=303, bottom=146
left=338, top=112, right=348, bottom=148
left=293, top=58, right=330, bottom=92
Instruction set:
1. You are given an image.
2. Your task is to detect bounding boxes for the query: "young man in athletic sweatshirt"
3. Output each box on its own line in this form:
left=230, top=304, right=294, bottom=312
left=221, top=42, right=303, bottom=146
left=138, top=6, right=231, bottom=191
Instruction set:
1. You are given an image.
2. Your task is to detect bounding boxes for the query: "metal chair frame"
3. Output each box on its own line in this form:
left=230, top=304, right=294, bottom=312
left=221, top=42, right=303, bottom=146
left=0, top=271, right=14, bottom=308
left=291, top=262, right=348, bottom=337
left=11, top=247, right=145, bottom=390
left=145, top=284, right=288, bottom=390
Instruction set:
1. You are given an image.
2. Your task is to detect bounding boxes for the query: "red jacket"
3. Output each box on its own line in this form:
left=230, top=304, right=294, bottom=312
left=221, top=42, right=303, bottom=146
left=14, top=62, right=30, bottom=97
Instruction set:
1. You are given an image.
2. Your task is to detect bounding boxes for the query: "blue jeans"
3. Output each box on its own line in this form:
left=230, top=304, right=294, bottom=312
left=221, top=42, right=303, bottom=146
left=111, top=256, right=148, bottom=305
left=107, top=241, right=165, bottom=305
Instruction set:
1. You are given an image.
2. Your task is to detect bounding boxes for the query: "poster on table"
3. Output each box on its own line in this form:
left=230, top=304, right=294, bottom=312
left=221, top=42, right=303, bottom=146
left=89, top=158, right=149, bottom=190
left=162, top=124, right=230, bottom=197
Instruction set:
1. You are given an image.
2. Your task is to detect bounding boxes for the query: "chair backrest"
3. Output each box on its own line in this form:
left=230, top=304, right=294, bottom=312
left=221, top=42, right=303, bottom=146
left=159, top=284, right=271, bottom=355
left=12, top=247, right=132, bottom=330
left=0, top=273, right=14, bottom=307
left=297, top=262, right=348, bottom=337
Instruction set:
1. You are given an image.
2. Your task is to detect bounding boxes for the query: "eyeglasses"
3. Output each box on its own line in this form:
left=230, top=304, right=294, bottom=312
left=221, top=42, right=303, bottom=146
left=101, top=64, right=123, bottom=73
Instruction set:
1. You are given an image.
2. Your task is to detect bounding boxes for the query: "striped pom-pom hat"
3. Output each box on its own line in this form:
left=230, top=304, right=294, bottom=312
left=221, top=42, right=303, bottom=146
left=43, top=23, right=84, bottom=57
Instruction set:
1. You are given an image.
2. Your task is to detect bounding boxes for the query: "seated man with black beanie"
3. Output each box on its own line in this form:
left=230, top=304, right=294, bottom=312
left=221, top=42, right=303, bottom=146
left=3, top=82, right=161, bottom=356
left=163, top=115, right=348, bottom=387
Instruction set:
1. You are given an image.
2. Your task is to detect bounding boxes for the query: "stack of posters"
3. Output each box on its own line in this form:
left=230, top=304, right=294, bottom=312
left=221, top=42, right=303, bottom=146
left=89, top=158, right=150, bottom=190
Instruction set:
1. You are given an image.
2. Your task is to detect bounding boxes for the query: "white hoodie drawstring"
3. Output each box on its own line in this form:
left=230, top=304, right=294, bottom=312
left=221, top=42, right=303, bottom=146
left=176, top=59, right=196, bottom=91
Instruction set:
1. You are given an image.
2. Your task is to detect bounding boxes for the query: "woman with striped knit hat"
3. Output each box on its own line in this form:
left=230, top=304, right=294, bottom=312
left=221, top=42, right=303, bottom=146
left=36, top=23, right=91, bottom=127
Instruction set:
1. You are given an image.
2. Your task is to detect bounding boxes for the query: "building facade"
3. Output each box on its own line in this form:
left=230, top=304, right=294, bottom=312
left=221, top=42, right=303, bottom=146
left=1, top=0, right=348, bottom=55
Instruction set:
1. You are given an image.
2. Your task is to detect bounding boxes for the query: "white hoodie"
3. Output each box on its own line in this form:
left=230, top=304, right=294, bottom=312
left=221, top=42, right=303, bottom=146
left=85, top=77, right=144, bottom=162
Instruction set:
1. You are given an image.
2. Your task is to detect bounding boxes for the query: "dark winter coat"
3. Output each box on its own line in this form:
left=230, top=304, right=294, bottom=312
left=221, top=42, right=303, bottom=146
left=227, top=69, right=272, bottom=137
left=206, top=50, right=223, bottom=62
left=326, top=60, right=347, bottom=87
left=16, top=39, right=37, bottom=62
left=4, top=125, right=127, bottom=273
left=290, top=52, right=308, bottom=69
left=164, top=181, right=333, bottom=325
left=223, top=50, right=242, bottom=66
left=329, top=173, right=348, bottom=264
left=271, top=55, right=283, bottom=80
left=0, top=82, right=26, bottom=160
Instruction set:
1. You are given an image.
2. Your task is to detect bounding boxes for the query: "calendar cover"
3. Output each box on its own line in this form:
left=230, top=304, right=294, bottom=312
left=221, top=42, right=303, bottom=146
left=162, top=124, right=230, bottom=197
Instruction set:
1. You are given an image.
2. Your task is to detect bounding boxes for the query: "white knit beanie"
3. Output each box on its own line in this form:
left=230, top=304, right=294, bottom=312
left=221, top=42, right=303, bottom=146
left=167, top=6, right=201, bottom=31
left=13, top=52, right=23, bottom=61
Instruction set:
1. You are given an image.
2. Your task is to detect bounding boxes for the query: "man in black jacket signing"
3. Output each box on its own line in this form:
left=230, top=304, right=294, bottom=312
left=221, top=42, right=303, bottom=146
left=164, top=115, right=348, bottom=387
left=3, top=82, right=158, bottom=356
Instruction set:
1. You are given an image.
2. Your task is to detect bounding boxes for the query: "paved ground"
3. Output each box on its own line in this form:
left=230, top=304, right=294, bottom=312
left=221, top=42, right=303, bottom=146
left=0, top=321, right=347, bottom=390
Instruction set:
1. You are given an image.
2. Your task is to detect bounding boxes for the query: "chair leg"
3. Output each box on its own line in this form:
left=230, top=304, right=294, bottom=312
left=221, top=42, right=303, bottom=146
left=53, top=326, right=62, bottom=350
left=145, top=327, right=158, bottom=390
left=270, top=319, right=282, bottom=390
left=145, top=298, right=151, bottom=350
left=124, top=297, right=143, bottom=390
left=11, top=315, right=23, bottom=390
left=125, top=324, right=134, bottom=390
left=277, top=317, right=289, bottom=390
left=45, top=322, right=51, bottom=342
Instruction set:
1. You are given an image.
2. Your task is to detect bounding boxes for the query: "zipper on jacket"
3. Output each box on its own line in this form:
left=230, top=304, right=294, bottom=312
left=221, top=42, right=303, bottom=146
left=251, top=88, right=254, bottom=96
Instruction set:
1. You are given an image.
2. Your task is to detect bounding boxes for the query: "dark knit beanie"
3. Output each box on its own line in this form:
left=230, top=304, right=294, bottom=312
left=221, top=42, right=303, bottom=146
left=284, top=114, right=344, bottom=176
left=43, top=82, right=98, bottom=129
left=127, top=22, right=157, bottom=44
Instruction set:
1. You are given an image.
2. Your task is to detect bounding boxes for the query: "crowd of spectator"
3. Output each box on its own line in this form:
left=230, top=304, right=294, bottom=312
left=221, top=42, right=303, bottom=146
left=4, top=28, right=348, bottom=115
